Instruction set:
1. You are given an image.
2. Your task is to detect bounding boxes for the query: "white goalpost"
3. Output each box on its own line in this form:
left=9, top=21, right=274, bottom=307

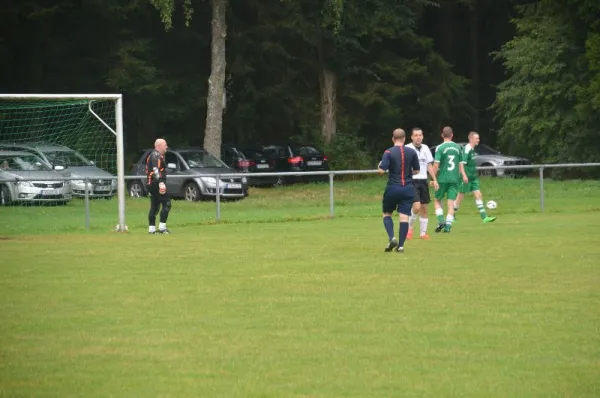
left=0, top=93, right=127, bottom=231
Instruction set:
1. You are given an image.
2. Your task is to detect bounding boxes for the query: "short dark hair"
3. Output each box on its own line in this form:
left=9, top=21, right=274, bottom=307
left=411, top=127, right=423, bottom=135
left=442, top=126, right=453, bottom=138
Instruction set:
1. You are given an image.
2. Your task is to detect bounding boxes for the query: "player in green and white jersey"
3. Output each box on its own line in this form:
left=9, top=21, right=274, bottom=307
left=432, top=126, right=468, bottom=233
left=454, top=131, right=496, bottom=223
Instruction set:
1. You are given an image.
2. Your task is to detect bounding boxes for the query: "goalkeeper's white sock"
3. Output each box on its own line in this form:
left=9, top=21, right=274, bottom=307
left=149, top=225, right=156, bottom=233
left=159, top=222, right=167, bottom=231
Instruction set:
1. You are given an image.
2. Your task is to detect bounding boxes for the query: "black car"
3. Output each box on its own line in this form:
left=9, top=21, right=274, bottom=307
left=242, top=144, right=329, bottom=185
left=221, top=145, right=278, bottom=186
left=128, top=147, right=249, bottom=201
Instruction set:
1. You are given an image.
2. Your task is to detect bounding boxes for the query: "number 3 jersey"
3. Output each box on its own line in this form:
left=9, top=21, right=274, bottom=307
left=434, top=141, right=462, bottom=184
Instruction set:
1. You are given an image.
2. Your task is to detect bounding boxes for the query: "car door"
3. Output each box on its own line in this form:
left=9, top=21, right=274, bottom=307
left=164, top=151, right=184, bottom=196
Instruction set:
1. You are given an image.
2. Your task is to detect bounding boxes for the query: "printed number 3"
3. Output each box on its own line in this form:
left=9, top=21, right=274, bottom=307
left=447, top=155, right=455, bottom=171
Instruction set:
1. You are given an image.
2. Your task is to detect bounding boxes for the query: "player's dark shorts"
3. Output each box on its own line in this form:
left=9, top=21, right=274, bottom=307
left=382, top=184, right=415, bottom=215
left=412, top=179, right=431, bottom=204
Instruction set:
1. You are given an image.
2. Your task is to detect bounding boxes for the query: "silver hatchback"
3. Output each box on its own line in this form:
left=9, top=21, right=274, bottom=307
left=0, top=143, right=117, bottom=198
left=0, top=151, right=72, bottom=205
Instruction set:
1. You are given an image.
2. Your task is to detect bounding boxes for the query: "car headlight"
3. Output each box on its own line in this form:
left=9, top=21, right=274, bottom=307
left=201, top=177, right=217, bottom=184
left=111, top=179, right=117, bottom=186
left=242, top=177, right=248, bottom=184
left=17, top=180, right=33, bottom=187
left=71, top=179, right=85, bottom=185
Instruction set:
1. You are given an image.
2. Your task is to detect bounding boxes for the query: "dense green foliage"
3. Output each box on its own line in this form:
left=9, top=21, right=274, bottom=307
left=1, top=0, right=599, bottom=169
left=494, top=0, right=600, bottom=170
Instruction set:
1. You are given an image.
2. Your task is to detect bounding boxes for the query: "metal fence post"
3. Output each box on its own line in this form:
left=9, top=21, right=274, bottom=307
left=216, top=174, right=221, bottom=221
left=539, top=167, right=545, bottom=212
left=329, top=172, right=334, bottom=218
left=84, top=178, right=90, bottom=229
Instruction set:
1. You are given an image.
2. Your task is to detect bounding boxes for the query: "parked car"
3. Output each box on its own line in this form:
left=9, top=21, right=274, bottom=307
left=128, top=147, right=249, bottom=201
left=241, top=144, right=330, bottom=185
left=0, top=150, right=72, bottom=205
left=221, top=144, right=279, bottom=186
left=430, top=142, right=532, bottom=177
left=0, top=142, right=116, bottom=197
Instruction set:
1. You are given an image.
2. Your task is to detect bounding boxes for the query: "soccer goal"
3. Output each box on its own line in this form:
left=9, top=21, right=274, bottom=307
left=0, top=94, right=127, bottom=231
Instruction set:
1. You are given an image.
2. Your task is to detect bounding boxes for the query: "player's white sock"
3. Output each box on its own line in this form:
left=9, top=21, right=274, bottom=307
left=149, top=225, right=156, bottom=233
left=159, top=222, right=167, bottom=231
left=475, top=199, right=486, bottom=216
left=420, top=217, right=428, bottom=236
left=446, top=214, right=454, bottom=225
left=435, top=207, right=444, bottom=223
left=409, top=210, right=418, bottom=228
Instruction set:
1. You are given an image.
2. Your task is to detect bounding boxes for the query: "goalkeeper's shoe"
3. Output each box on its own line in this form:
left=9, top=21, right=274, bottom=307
left=483, top=216, right=497, bottom=224
left=434, top=222, right=445, bottom=233
left=158, top=228, right=171, bottom=234
left=384, top=238, right=398, bottom=252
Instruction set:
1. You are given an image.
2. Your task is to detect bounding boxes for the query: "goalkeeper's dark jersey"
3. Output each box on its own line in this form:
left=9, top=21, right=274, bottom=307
left=145, top=150, right=166, bottom=185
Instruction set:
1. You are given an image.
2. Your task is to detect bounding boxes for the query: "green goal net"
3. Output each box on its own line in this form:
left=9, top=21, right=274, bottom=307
left=0, top=95, right=127, bottom=232
left=0, top=99, right=117, bottom=174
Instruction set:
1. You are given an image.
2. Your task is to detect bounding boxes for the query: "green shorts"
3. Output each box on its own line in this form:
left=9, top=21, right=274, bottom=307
left=434, top=183, right=459, bottom=201
left=459, top=178, right=481, bottom=194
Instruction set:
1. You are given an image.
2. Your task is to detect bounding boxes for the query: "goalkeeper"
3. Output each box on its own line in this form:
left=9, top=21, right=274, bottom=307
left=146, top=138, right=171, bottom=234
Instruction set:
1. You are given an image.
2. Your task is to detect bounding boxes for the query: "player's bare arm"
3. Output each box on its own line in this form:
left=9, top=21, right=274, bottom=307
left=427, top=163, right=439, bottom=190
left=459, top=163, right=468, bottom=183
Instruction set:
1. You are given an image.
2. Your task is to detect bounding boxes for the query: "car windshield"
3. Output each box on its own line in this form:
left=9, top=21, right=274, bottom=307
left=292, top=146, right=322, bottom=157
left=44, top=150, right=92, bottom=167
left=474, top=144, right=501, bottom=155
left=0, top=154, right=52, bottom=171
left=180, top=151, right=228, bottom=168
left=242, top=149, right=266, bottom=159
left=261, top=146, right=287, bottom=158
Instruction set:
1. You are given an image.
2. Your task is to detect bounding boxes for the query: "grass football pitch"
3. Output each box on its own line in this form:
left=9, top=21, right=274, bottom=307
left=1, top=177, right=599, bottom=397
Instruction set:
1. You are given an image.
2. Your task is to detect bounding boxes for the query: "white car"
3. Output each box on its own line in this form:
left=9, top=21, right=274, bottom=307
left=0, top=151, right=72, bottom=205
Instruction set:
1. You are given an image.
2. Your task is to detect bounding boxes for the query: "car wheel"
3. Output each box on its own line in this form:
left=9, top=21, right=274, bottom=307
left=478, top=164, right=497, bottom=177
left=0, top=185, right=12, bottom=206
left=184, top=182, right=201, bottom=201
left=129, top=181, right=145, bottom=198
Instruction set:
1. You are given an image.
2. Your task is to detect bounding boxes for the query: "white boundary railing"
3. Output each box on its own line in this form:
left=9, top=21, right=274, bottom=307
left=1, top=163, right=599, bottom=229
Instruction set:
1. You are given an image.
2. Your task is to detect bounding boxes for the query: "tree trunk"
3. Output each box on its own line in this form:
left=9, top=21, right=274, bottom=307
left=469, top=2, right=480, bottom=131
left=203, top=0, right=228, bottom=159
left=319, top=67, right=337, bottom=145
left=440, top=0, right=455, bottom=66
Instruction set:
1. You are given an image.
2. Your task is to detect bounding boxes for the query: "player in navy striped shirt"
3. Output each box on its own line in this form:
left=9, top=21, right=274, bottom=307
left=378, top=129, right=420, bottom=253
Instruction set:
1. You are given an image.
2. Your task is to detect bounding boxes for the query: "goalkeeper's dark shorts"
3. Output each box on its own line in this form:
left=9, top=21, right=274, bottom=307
left=147, top=183, right=170, bottom=202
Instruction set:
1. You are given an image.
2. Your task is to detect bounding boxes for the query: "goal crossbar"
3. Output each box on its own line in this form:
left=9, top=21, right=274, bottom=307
left=0, top=94, right=122, bottom=100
